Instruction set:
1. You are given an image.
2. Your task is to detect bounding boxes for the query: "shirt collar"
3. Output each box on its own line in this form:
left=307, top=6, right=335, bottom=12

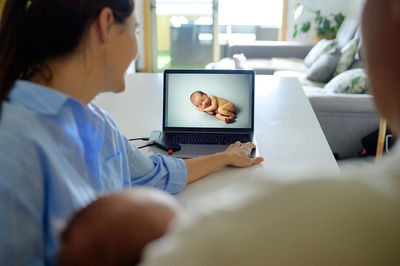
left=8, top=80, right=79, bottom=115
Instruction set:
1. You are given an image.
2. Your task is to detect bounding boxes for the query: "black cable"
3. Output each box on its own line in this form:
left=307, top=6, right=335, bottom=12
left=138, top=143, right=155, bottom=149
left=129, top=134, right=159, bottom=149
left=129, top=137, right=149, bottom=141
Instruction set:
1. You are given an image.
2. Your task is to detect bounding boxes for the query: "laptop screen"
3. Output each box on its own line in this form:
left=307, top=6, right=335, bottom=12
left=163, top=69, right=255, bottom=132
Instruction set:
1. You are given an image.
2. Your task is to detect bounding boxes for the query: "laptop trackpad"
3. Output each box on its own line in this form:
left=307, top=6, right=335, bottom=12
left=172, top=144, right=229, bottom=159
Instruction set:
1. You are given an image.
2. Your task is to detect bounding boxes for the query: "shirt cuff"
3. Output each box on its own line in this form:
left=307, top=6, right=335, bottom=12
left=150, top=154, right=188, bottom=194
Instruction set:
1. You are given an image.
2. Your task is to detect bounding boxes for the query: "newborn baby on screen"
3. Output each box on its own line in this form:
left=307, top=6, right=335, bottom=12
left=190, top=90, right=237, bottom=124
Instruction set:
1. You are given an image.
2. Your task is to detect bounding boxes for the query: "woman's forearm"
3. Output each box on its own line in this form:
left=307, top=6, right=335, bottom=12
left=184, top=152, right=230, bottom=184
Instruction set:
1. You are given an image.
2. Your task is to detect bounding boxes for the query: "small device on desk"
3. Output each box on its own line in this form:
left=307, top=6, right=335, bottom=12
left=149, top=130, right=162, bottom=145
left=249, top=147, right=256, bottom=158
left=154, top=138, right=181, bottom=152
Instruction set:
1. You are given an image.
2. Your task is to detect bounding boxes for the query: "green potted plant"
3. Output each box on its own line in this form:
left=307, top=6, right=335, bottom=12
left=293, top=2, right=345, bottom=41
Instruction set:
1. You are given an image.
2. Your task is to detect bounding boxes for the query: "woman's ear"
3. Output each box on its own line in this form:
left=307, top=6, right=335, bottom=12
left=96, top=7, right=115, bottom=45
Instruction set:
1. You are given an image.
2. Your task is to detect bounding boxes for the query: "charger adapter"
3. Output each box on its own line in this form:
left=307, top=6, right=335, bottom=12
left=154, top=138, right=181, bottom=152
left=148, top=130, right=162, bottom=145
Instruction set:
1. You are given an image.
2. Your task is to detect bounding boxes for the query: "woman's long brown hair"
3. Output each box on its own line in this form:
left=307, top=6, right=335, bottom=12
left=0, top=0, right=134, bottom=118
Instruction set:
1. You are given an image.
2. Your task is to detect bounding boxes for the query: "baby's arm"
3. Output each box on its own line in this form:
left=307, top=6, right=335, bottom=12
left=204, top=95, right=218, bottom=112
left=196, top=107, right=214, bottom=115
left=196, top=107, right=214, bottom=114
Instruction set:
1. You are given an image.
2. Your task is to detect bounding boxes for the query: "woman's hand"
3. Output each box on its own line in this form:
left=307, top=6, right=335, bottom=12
left=221, top=141, right=264, bottom=167
left=185, top=141, right=264, bottom=184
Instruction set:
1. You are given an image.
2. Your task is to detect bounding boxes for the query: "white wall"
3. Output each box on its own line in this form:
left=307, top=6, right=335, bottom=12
left=135, top=0, right=146, bottom=71
left=349, top=0, right=366, bottom=19
left=286, top=0, right=363, bottom=43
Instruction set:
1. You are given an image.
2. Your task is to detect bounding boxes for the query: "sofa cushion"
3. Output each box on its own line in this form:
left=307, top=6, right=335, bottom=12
left=335, top=37, right=360, bottom=75
left=335, top=17, right=359, bottom=50
left=350, top=59, right=364, bottom=69
left=306, top=51, right=341, bottom=83
left=324, top=68, right=369, bottom=94
left=302, top=85, right=325, bottom=95
left=270, top=57, right=308, bottom=72
left=353, top=27, right=363, bottom=60
left=245, top=59, right=274, bottom=74
left=304, top=39, right=337, bottom=67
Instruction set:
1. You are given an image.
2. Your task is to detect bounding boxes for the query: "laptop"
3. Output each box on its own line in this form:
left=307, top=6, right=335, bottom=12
left=159, top=69, right=256, bottom=159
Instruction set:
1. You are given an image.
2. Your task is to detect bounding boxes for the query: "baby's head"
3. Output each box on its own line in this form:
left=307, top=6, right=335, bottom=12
left=59, top=187, right=182, bottom=266
left=190, top=91, right=211, bottom=109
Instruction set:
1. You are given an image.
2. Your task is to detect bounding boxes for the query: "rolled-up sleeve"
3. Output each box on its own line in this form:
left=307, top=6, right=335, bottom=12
left=126, top=142, right=187, bottom=194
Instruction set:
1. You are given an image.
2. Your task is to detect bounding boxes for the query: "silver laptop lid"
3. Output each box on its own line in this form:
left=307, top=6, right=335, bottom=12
left=163, top=69, right=255, bottom=133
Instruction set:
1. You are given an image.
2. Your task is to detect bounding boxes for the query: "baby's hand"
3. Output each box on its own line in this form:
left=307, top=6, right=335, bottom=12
left=196, top=107, right=206, bottom=111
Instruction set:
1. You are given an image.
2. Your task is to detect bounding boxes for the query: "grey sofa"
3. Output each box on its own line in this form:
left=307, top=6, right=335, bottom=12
left=207, top=41, right=313, bottom=74
left=213, top=18, right=380, bottom=159
left=223, top=17, right=361, bottom=75
left=226, top=41, right=313, bottom=75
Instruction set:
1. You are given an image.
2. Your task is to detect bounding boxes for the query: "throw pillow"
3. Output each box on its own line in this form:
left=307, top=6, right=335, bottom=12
left=304, top=39, right=337, bottom=67
left=353, top=27, right=363, bottom=60
left=306, top=50, right=341, bottom=83
left=350, top=59, right=364, bottom=69
left=324, top=68, right=369, bottom=94
left=335, top=37, right=360, bottom=75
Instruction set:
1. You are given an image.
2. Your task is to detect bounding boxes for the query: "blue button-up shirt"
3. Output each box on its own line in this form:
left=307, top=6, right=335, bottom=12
left=0, top=80, right=187, bottom=265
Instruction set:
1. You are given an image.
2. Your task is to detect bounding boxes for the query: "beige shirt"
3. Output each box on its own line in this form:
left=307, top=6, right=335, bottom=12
left=141, top=144, right=400, bottom=266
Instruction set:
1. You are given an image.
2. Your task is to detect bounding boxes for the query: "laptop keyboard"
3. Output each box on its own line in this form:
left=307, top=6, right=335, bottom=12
left=165, top=132, right=251, bottom=145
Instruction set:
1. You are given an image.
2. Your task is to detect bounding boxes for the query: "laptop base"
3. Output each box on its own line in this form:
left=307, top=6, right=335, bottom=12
left=170, top=144, right=230, bottom=159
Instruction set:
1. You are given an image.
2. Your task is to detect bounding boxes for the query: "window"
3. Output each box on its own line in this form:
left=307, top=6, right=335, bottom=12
left=218, top=0, right=284, bottom=43
left=155, top=0, right=214, bottom=70
left=219, top=0, right=283, bottom=26
left=151, top=0, right=285, bottom=71
left=155, top=0, right=213, bottom=16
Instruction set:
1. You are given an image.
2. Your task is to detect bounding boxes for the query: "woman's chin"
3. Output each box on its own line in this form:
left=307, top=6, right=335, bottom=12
left=111, top=82, right=126, bottom=93
left=116, top=85, right=125, bottom=93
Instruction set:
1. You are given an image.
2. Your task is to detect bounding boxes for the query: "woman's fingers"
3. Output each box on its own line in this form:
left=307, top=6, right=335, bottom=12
left=223, top=141, right=263, bottom=167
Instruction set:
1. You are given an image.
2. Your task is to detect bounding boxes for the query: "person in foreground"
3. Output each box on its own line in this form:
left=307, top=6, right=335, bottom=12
left=0, top=0, right=263, bottom=264
left=139, top=0, right=400, bottom=265
left=59, top=187, right=181, bottom=266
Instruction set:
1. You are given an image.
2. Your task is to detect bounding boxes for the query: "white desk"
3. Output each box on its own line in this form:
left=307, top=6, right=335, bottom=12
left=95, top=73, right=339, bottom=207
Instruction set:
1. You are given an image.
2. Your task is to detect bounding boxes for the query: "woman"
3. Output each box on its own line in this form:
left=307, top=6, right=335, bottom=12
left=0, top=0, right=263, bottom=265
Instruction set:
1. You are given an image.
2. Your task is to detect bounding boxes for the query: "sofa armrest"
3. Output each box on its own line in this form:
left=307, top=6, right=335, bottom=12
left=307, top=94, right=380, bottom=159
left=228, top=41, right=314, bottom=59
left=307, top=94, right=377, bottom=113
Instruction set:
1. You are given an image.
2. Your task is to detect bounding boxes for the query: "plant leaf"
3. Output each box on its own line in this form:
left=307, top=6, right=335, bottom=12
left=293, top=2, right=302, bottom=12
left=334, top=12, right=345, bottom=28
left=317, top=17, right=331, bottom=36
left=293, top=3, right=304, bottom=21
left=293, top=24, right=298, bottom=38
left=300, top=21, right=311, bottom=33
